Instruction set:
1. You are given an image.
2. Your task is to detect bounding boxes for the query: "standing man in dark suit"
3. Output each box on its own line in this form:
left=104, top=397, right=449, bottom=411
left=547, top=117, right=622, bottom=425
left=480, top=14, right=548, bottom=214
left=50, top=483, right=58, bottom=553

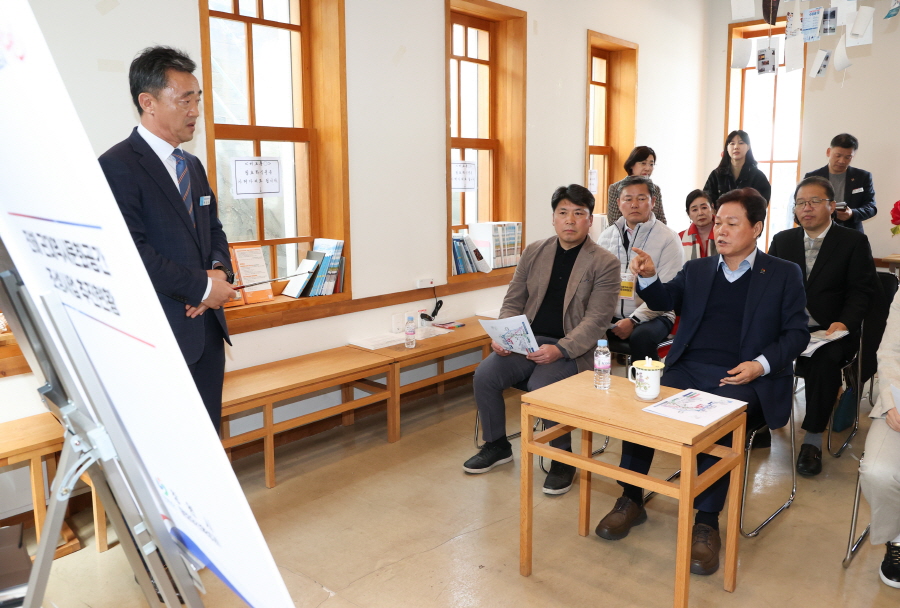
left=769, top=176, right=878, bottom=476
left=99, top=47, right=235, bottom=432
left=595, top=188, right=808, bottom=577
left=804, top=133, right=877, bottom=233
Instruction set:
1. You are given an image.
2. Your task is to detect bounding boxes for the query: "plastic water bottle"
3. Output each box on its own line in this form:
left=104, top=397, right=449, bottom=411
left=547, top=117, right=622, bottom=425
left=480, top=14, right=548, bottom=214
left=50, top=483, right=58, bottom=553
left=594, top=339, right=611, bottom=390
left=405, top=313, right=417, bottom=349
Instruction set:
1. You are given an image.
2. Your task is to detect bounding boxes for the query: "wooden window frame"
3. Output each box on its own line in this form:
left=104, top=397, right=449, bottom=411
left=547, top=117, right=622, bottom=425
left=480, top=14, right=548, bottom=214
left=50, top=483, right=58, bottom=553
left=200, top=0, right=351, bottom=312
left=445, top=0, right=526, bottom=286
left=585, top=31, right=638, bottom=214
left=724, top=19, right=807, bottom=246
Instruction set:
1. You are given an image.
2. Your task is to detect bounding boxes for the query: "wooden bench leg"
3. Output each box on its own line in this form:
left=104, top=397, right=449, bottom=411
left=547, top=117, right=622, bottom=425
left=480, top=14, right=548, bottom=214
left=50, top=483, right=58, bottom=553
left=436, top=357, right=445, bottom=395
left=341, top=383, right=355, bottom=426
left=264, top=403, right=276, bottom=489
left=387, top=364, right=401, bottom=443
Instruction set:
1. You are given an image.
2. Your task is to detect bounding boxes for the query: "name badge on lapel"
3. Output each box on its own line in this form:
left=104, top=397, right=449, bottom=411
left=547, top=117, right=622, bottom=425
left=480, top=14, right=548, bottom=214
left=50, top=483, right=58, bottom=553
left=199, top=196, right=211, bottom=207
left=851, top=187, right=863, bottom=194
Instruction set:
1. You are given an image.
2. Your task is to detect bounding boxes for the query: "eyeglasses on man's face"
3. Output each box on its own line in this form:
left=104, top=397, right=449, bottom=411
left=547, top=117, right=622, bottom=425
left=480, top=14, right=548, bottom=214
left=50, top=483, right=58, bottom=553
left=793, top=198, right=833, bottom=208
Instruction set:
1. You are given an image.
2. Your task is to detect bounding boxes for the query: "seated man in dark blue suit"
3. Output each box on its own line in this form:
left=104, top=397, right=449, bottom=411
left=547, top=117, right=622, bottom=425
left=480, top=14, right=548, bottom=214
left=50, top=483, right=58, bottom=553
left=594, top=188, right=809, bottom=576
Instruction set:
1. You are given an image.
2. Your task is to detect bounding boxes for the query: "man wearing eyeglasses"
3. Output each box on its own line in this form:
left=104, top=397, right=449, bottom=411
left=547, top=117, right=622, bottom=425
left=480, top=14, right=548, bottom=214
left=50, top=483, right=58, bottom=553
left=769, top=176, right=878, bottom=476
left=596, top=175, right=683, bottom=364
left=804, top=133, right=876, bottom=233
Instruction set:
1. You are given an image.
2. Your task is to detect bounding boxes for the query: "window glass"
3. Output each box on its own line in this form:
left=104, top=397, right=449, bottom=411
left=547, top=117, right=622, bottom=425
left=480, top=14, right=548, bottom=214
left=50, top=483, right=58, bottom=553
left=252, top=25, right=296, bottom=127
left=215, top=139, right=256, bottom=241
left=210, top=18, right=250, bottom=125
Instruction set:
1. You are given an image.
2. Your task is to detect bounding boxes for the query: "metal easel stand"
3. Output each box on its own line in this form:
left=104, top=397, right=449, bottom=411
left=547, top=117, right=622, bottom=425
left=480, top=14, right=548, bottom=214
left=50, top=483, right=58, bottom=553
left=0, top=266, right=205, bottom=608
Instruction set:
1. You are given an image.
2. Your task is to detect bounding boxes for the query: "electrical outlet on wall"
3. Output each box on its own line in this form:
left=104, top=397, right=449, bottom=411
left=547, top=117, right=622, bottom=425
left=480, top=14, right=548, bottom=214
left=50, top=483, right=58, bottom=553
left=416, top=278, right=434, bottom=289
left=391, top=313, right=404, bottom=333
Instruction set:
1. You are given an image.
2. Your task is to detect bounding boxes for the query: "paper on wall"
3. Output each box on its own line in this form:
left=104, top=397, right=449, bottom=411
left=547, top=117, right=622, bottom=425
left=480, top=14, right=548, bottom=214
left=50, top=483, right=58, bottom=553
left=731, top=37, right=753, bottom=69
left=850, top=4, right=874, bottom=36
left=785, top=32, right=806, bottom=72
left=731, top=0, right=756, bottom=21
left=832, top=0, right=858, bottom=26
left=833, top=34, right=852, bottom=71
left=588, top=169, right=598, bottom=194
left=810, top=48, right=831, bottom=77
left=803, top=7, right=824, bottom=42
left=845, top=9, right=874, bottom=46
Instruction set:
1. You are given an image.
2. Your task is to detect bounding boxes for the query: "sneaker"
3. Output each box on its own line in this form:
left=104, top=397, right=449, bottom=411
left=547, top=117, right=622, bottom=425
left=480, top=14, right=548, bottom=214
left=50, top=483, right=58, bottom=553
left=463, top=441, right=513, bottom=474
left=881, top=542, right=900, bottom=589
left=542, top=460, right=576, bottom=495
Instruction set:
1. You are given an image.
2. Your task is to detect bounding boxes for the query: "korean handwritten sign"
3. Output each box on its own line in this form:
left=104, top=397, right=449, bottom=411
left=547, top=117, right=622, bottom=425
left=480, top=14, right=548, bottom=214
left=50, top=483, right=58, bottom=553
left=231, top=156, right=283, bottom=199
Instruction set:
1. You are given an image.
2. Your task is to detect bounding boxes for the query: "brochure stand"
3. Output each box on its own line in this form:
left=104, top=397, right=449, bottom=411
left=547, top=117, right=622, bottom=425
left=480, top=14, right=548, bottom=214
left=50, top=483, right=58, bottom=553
left=0, top=246, right=204, bottom=608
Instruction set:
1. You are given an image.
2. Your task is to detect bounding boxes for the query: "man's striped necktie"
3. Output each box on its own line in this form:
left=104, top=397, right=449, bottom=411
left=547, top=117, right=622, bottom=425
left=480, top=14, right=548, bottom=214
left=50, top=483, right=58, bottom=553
left=172, top=148, right=194, bottom=225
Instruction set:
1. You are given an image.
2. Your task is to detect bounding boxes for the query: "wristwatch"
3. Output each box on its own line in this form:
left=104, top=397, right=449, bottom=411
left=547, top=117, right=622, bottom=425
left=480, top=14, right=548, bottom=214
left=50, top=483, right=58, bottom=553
left=213, top=263, right=235, bottom=284
left=629, top=316, right=642, bottom=326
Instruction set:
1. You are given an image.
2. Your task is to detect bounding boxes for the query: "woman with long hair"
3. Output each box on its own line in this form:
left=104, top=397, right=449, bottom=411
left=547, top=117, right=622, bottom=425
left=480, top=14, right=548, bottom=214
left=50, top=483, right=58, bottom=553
left=703, top=130, right=771, bottom=205
left=607, top=146, right=667, bottom=225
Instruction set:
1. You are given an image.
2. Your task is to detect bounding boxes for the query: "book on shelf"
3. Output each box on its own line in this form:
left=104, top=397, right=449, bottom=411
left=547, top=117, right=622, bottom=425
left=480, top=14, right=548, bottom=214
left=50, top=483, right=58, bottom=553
left=232, top=244, right=274, bottom=304
left=333, top=257, right=345, bottom=293
left=299, top=251, right=327, bottom=297
left=468, top=222, right=522, bottom=269
left=281, top=258, right=320, bottom=299
left=309, top=238, right=343, bottom=296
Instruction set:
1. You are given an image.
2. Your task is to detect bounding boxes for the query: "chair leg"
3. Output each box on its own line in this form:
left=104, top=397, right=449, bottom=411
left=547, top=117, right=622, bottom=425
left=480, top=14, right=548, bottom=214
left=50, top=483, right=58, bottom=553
left=842, top=456, right=871, bottom=568
left=592, top=434, right=610, bottom=456
left=740, top=409, right=797, bottom=538
left=866, top=376, right=876, bottom=406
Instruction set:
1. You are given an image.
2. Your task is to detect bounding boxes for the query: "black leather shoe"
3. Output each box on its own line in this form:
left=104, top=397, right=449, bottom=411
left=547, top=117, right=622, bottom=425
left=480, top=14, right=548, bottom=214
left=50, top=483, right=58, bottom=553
left=797, top=443, right=822, bottom=477
left=595, top=496, right=647, bottom=540
left=542, top=460, right=576, bottom=495
left=690, top=523, right=721, bottom=576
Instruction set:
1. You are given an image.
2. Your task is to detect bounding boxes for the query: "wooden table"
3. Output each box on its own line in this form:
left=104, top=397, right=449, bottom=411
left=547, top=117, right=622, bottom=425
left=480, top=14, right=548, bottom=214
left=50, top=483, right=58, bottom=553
left=519, top=372, right=746, bottom=608
left=357, top=316, right=491, bottom=441
left=882, top=253, right=900, bottom=277
left=0, top=413, right=81, bottom=558
left=221, top=346, right=394, bottom=488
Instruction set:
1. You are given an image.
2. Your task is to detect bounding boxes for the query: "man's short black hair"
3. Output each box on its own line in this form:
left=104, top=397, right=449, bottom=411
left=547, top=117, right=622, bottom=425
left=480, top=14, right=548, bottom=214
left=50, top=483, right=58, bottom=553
left=830, top=133, right=859, bottom=150
left=716, top=188, right=767, bottom=231
left=794, top=176, right=835, bottom=201
left=130, top=46, right=196, bottom=115
left=685, top=189, right=712, bottom=214
left=551, top=184, right=595, bottom=214
left=618, top=175, right=653, bottom=198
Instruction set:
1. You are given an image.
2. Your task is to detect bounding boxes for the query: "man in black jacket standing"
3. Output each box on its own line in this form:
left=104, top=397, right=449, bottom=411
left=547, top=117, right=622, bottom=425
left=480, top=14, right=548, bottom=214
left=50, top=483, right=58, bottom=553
left=769, top=176, right=878, bottom=476
left=804, top=133, right=876, bottom=233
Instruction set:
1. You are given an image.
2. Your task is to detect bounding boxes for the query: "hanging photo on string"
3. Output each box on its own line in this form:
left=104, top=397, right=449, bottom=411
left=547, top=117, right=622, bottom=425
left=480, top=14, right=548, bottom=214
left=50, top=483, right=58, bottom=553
left=757, top=46, right=776, bottom=74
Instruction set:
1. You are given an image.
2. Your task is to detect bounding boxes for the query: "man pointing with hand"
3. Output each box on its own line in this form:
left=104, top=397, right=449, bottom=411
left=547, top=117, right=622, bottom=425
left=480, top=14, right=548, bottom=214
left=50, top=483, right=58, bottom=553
left=594, top=188, right=808, bottom=578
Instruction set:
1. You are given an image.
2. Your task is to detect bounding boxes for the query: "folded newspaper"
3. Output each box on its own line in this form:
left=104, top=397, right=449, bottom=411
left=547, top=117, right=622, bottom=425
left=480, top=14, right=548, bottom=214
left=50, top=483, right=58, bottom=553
left=642, top=389, right=746, bottom=426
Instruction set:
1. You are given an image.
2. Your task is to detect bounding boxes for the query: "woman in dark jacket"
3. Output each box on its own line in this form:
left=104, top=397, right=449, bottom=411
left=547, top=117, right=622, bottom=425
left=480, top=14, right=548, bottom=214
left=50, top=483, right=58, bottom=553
left=703, top=130, right=771, bottom=205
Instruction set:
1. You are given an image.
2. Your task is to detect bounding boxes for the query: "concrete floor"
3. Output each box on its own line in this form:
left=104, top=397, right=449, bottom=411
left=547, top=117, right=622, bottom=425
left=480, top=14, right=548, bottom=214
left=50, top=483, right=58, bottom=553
left=33, top=376, right=899, bottom=607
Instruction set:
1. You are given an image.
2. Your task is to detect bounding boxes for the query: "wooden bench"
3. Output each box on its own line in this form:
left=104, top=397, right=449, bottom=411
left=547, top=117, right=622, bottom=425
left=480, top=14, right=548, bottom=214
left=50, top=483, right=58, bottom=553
left=221, top=346, right=394, bottom=488
left=352, top=316, right=491, bottom=441
left=0, top=413, right=81, bottom=558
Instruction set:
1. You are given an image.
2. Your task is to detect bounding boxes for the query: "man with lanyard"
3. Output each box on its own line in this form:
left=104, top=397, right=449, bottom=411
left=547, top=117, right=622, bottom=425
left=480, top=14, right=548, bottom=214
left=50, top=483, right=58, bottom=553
left=462, top=184, right=620, bottom=496
left=596, top=175, right=683, bottom=363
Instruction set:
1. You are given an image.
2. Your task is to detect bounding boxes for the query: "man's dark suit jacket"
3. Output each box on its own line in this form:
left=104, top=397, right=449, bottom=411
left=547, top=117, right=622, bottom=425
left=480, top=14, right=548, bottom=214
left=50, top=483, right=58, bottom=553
left=636, top=251, right=809, bottom=429
left=98, top=127, right=231, bottom=364
left=768, top=223, right=877, bottom=334
left=804, top=165, right=876, bottom=232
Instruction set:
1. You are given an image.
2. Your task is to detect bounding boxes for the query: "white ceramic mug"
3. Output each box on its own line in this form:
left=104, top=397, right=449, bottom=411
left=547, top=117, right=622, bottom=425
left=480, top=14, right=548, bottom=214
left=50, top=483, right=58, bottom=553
left=628, top=358, right=665, bottom=401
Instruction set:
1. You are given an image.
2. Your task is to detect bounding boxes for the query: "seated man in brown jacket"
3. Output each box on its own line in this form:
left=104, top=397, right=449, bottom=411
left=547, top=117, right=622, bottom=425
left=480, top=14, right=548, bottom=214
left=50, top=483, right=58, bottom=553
left=463, top=184, right=620, bottom=495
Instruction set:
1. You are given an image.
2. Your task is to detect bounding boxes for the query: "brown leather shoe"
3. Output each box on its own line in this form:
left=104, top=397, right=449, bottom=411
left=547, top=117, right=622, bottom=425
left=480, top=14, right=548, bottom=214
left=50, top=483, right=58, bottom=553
left=690, top=523, right=721, bottom=575
left=595, top=496, right=647, bottom=540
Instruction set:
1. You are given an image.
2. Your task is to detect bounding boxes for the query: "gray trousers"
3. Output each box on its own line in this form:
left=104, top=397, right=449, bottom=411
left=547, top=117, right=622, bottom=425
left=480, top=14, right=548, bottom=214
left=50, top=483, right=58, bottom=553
left=473, top=336, right=578, bottom=451
left=860, top=416, right=900, bottom=544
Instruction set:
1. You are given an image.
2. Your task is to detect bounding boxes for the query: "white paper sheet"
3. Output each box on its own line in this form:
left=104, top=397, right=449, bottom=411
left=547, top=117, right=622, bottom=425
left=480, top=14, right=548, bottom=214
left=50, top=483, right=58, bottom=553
left=810, top=48, right=831, bottom=77
left=230, top=156, right=282, bottom=199
left=822, top=7, right=838, bottom=34
left=281, top=258, right=319, bottom=298
left=850, top=5, right=875, bottom=35
left=451, top=160, right=477, bottom=192
left=785, top=33, right=806, bottom=72
left=349, top=326, right=452, bottom=350
left=731, top=37, right=753, bottom=69
left=731, top=0, right=757, bottom=20
left=833, top=0, right=858, bottom=26
left=846, top=8, right=874, bottom=46
left=588, top=169, right=598, bottom=194
left=801, top=329, right=849, bottom=356
left=478, top=315, right=539, bottom=355
left=803, top=7, right=824, bottom=42
left=642, top=389, right=746, bottom=426
left=833, top=34, right=852, bottom=71
left=786, top=9, right=802, bottom=36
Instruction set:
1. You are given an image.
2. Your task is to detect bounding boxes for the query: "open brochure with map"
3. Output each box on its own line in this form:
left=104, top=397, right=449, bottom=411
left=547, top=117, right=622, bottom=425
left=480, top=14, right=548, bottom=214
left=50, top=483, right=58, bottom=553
left=478, top=315, right=539, bottom=355
left=643, top=389, right=746, bottom=426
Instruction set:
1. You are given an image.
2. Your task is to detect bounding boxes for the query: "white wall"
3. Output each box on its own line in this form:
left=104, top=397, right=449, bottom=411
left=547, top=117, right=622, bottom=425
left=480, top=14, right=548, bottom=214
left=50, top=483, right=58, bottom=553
left=702, top=0, right=900, bottom=257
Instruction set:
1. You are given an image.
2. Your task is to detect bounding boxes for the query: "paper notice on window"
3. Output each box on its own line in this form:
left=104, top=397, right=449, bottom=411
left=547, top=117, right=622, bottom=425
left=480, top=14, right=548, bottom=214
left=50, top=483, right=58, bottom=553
left=588, top=169, right=599, bottom=194
left=478, top=315, right=539, bottom=355
left=731, top=37, right=753, bottom=69
left=846, top=8, right=874, bottom=46
left=451, top=161, right=477, bottom=192
left=803, top=7, right=823, bottom=43
left=785, top=34, right=805, bottom=72
left=231, top=157, right=282, bottom=199
left=731, top=0, right=756, bottom=20
left=833, top=34, right=852, bottom=71
left=810, top=49, right=831, bottom=78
